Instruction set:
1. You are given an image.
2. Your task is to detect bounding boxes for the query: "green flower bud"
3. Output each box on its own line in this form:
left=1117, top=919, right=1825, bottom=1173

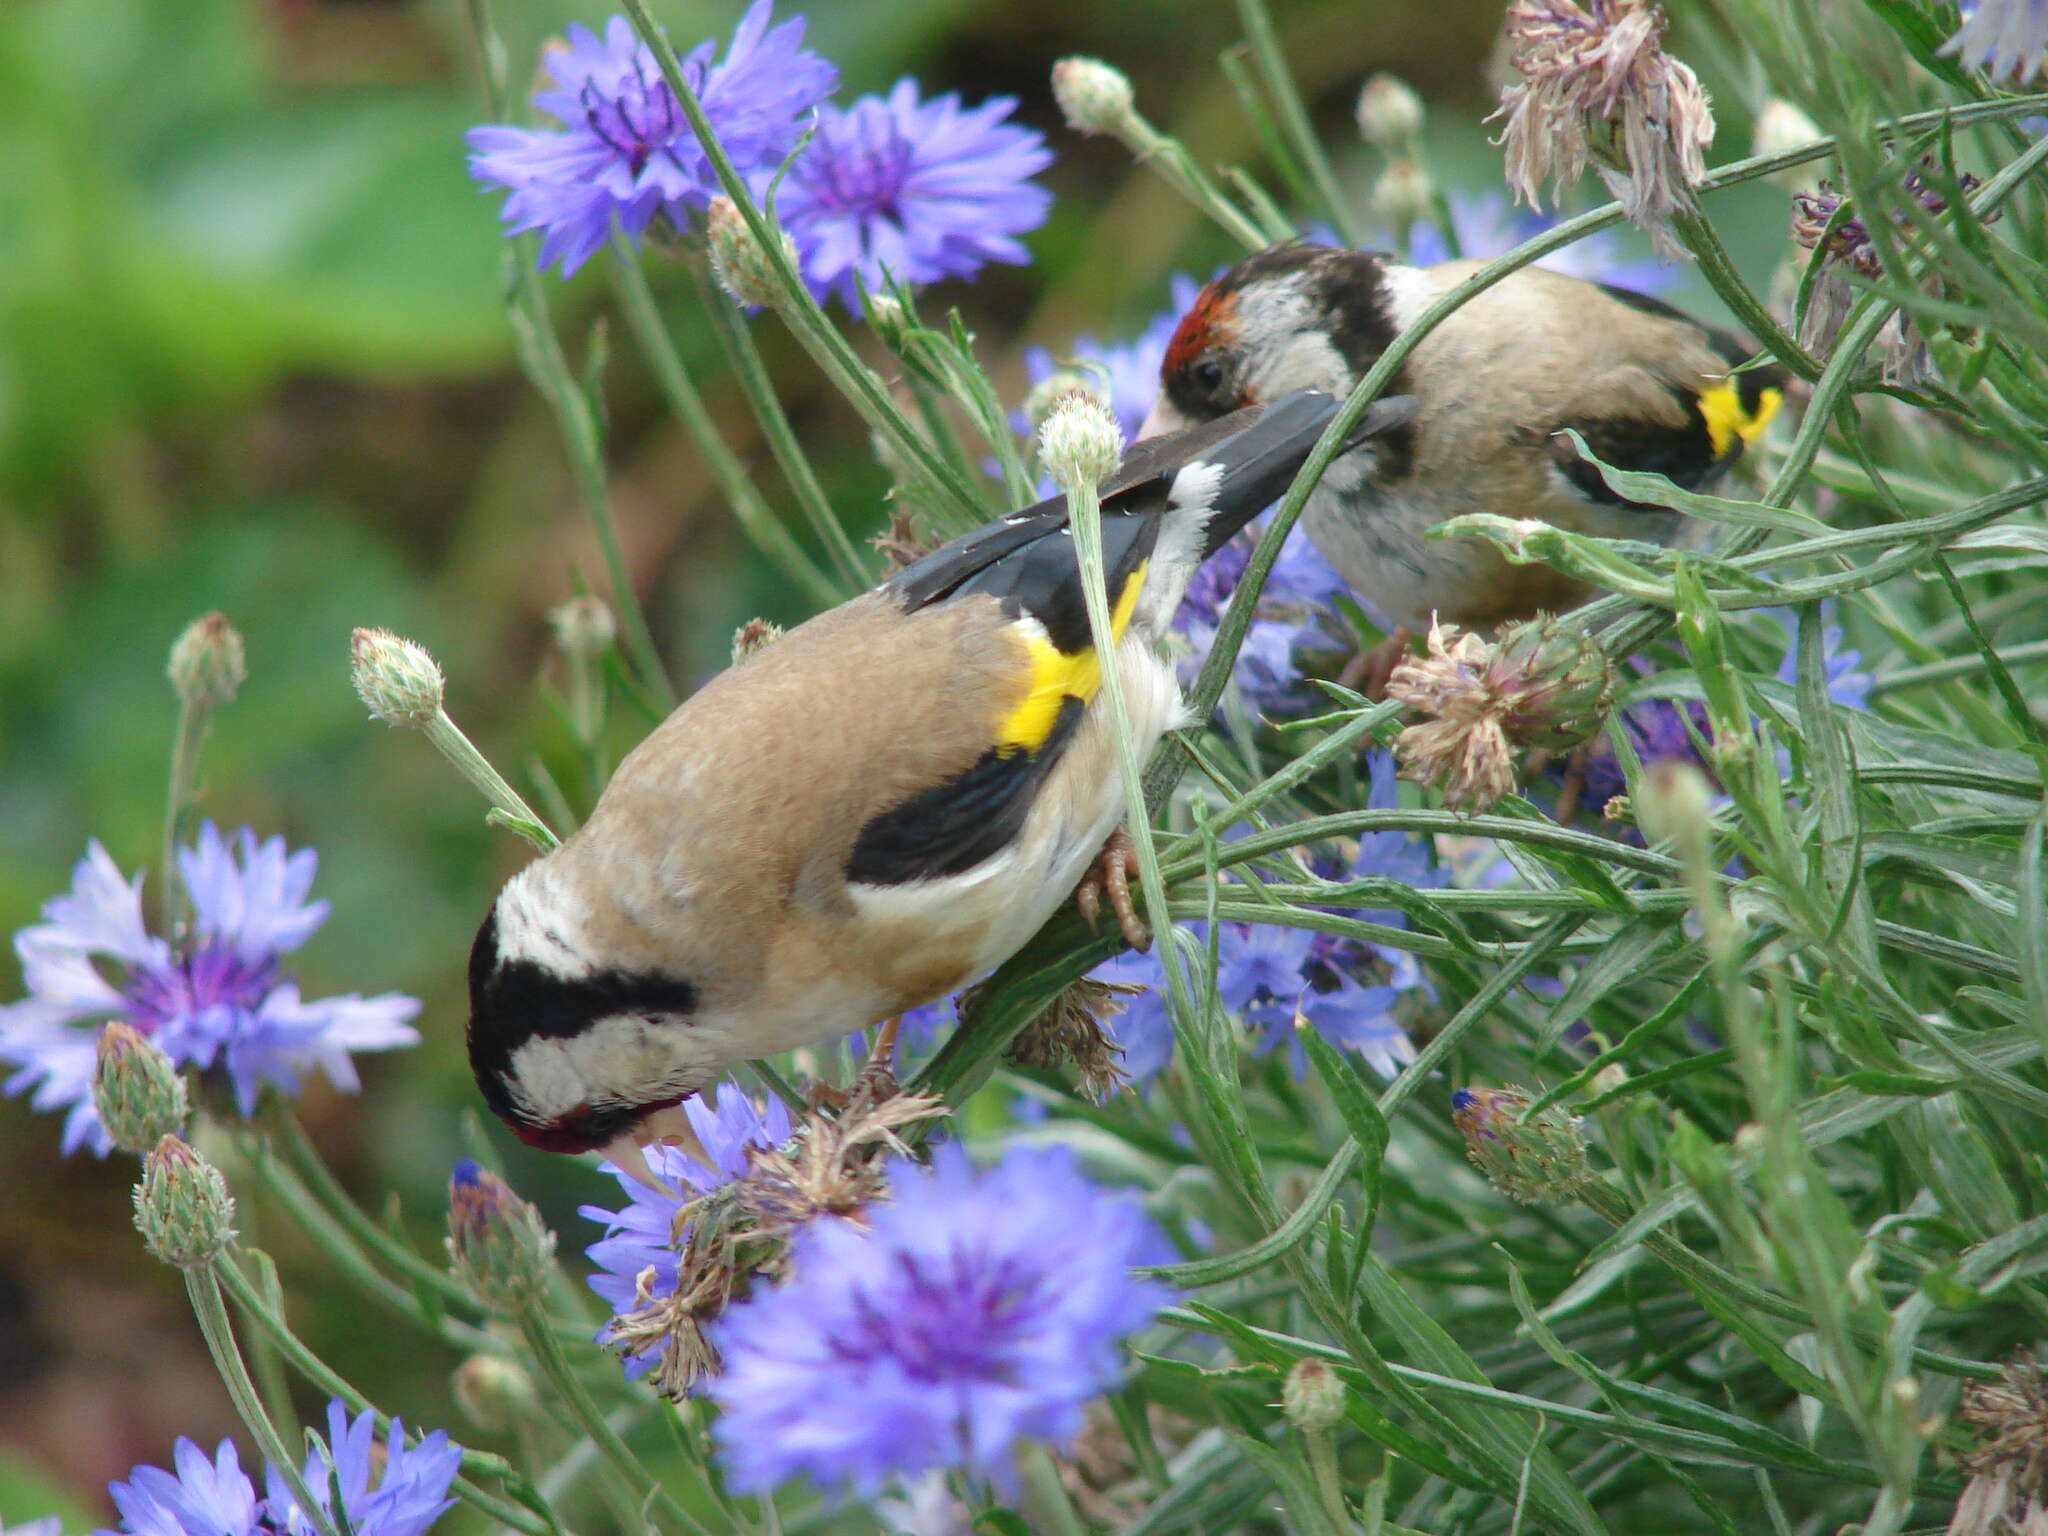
left=452, top=1354, right=540, bottom=1432
left=1452, top=1086, right=1590, bottom=1204
left=1051, top=57, right=1136, bottom=136
left=1490, top=615, right=1616, bottom=751
left=707, top=196, right=797, bottom=311
left=134, top=1134, right=236, bottom=1268
left=1637, top=759, right=1713, bottom=851
left=92, top=1023, right=189, bottom=1155
left=548, top=595, right=617, bottom=660
left=1371, top=158, right=1434, bottom=229
left=446, top=1161, right=557, bottom=1313
left=1038, top=391, right=1123, bottom=496
left=1356, top=73, right=1425, bottom=147
left=1282, top=1357, right=1346, bottom=1434
left=168, top=613, right=247, bottom=710
left=351, top=628, right=444, bottom=729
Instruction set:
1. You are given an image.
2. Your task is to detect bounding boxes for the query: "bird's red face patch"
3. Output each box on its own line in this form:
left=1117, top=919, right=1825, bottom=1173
left=1161, top=284, right=1241, bottom=383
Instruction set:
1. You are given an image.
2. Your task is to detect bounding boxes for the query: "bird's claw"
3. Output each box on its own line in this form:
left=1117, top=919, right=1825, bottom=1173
left=1075, top=828, right=1150, bottom=952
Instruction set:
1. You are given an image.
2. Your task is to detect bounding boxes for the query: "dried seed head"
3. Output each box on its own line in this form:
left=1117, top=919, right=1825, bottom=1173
left=1355, top=72, right=1426, bottom=148
left=707, top=196, right=798, bottom=311
left=351, top=628, right=445, bottom=728
left=1452, top=1085, right=1591, bottom=1203
left=134, top=1134, right=236, bottom=1268
left=167, top=613, right=247, bottom=710
left=731, top=618, right=785, bottom=664
left=1039, top=390, right=1125, bottom=496
left=1282, top=1358, right=1346, bottom=1434
left=548, top=595, right=617, bottom=660
left=1387, top=615, right=1614, bottom=813
left=1491, top=0, right=1713, bottom=259
left=1052, top=57, right=1137, bottom=137
left=1002, top=976, right=1137, bottom=1102
left=92, top=1023, right=189, bottom=1155
left=1952, top=1352, right=2048, bottom=1536
left=446, top=1161, right=558, bottom=1313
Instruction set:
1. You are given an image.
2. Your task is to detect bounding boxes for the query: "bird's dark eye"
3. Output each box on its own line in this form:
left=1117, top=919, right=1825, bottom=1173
left=1193, top=357, right=1228, bottom=396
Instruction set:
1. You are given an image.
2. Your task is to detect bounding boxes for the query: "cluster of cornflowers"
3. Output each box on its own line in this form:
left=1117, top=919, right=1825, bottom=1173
left=467, top=0, right=1052, bottom=307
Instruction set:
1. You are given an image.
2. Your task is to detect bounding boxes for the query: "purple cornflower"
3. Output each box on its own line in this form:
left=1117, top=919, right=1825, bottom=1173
left=778, top=79, right=1052, bottom=312
left=1944, top=0, right=2048, bottom=82
left=1, top=826, right=419, bottom=1156
left=1771, top=609, right=1872, bottom=712
left=466, top=5, right=836, bottom=276
left=580, top=1088, right=793, bottom=1378
left=1174, top=519, right=1352, bottom=715
left=708, top=1142, right=1169, bottom=1494
left=1391, top=189, right=1675, bottom=292
left=100, top=1403, right=459, bottom=1536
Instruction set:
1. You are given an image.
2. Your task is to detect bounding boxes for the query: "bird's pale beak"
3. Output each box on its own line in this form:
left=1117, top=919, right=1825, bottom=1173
left=596, top=1100, right=713, bottom=1195
left=1136, top=397, right=1188, bottom=442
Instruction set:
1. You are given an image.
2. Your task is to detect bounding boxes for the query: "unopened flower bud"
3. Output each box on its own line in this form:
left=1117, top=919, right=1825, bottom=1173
left=731, top=617, right=785, bottom=664
left=1752, top=99, right=1823, bottom=192
left=351, top=628, right=445, bottom=728
left=452, top=1354, right=539, bottom=1432
left=134, top=1134, right=236, bottom=1268
left=1637, top=759, right=1713, bottom=850
left=1022, top=369, right=1107, bottom=434
left=1038, top=391, right=1124, bottom=495
left=1282, top=1358, right=1346, bottom=1434
left=865, top=291, right=911, bottom=348
left=707, top=197, right=797, bottom=311
left=1371, top=158, right=1435, bottom=229
left=548, top=595, right=617, bottom=660
left=1052, top=57, right=1136, bottom=136
left=1452, top=1086, right=1590, bottom=1204
left=1388, top=615, right=1615, bottom=813
left=1356, top=73, right=1425, bottom=148
left=92, top=1023, right=188, bottom=1155
left=446, top=1161, right=557, bottom=1312
left=168, top=613, right=246, bottom=710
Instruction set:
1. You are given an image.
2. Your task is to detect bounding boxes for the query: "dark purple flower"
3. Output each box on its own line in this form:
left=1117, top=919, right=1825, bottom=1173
left=1, top=826, right=419, bottom=1156
left=580, top=1089, right=794, bottom=1378
left=708, top=1143, right=1169, bottom=1493
left=466, top=4, right=837, bottom=275
left=779, top=79, right=1052, bottom=311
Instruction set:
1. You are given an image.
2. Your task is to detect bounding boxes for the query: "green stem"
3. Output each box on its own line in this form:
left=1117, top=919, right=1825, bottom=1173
left=159, top=696, right=212, bottom=936
left=1106, top=106, right=1271, bottom=250
left=187, top=1268, right=345, bottom=1536
left=1015, top=1441, right=1089, bottom=1536
left=517, top=1309, right=709, bottom=1536
left=1234, top=0, right=1361, bottom=245
left=607, top=246, right=839, bottom=607
left=1301, top=1427, right=1351, bottom=1534
left=1671, top=209, right=1821, bottom=380
left=211, top=1257, right=559, bottom=1536
left=424, top=708, right=559, bottom=851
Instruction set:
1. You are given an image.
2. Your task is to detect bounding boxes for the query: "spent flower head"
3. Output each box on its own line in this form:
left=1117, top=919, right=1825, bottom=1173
left=1389, top=615, right=1615, bottom=813
left=351, top=629, right=445, bottom=728
left=1, top=826, right=419, bottom=1155
left=778, top=80, right=1052, bottom=312
left=466, top=5, right=836, bottom=276
left=446, top=1161, right=557, bottom=1313
left=134, top=1134, right=236, bottom=1268
left=1051, top=57, right=1137, bottom=136
left=1492, top=0, right=1714, bottom=258
left=708, top=1142, right=1170, bottom=1494
left=168, top=614, right=247, bottom=710
left=92, top=1022, right=189, bottom=1155
left=1952, top=1350, right=2048, bottom=1536
left=1452, top=1086, right=1592, bottom=1203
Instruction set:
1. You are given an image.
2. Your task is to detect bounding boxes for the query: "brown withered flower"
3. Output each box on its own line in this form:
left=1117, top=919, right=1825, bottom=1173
left=1387, top=614, right=1615, bottom=813
left=1492, top=0, right=1713, bottom=259
left=999, top=975, right=1141, bottom=1102
left=1951, top=1351, right=2048, bottom=1536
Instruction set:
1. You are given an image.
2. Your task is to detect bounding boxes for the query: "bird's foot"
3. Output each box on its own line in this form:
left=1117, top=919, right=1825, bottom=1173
left=1075, top=827, right=1150, bottom=952
left=1336, top=628, right=1416, bottom=704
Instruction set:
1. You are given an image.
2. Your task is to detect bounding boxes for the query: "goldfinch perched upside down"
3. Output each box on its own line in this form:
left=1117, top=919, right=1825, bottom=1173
left=1141, top=242, right=1788, bottom=634
left=466, top=389, right=1417, bottom=1178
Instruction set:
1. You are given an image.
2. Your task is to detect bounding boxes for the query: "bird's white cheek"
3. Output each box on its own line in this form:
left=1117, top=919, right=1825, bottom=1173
left=506, top=1014, right=699, bottom=1120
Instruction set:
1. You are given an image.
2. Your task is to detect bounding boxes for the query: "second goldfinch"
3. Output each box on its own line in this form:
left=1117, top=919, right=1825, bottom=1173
left=1141, top=241, right=1788, bottom=634
left=466, top=389, right=1416, bottom=1178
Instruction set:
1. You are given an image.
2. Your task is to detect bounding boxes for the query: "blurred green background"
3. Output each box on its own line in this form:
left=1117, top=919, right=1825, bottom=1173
left=0, top=0, right=1774, bottom=1520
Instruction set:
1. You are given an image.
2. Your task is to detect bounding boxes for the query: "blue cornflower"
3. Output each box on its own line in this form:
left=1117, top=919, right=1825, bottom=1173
left=1771, top=609, right=1872, bottom=711
left=1, top=826, right=419, bottom=1156
left=1577, top=692, right=1710, bottom=812
left=779, top=79, right=1052, bottom=311
left=1174, top=519, right=1352, bottom=714
left=1944, top=0, right=2048, bottom=82
left=580, top=1088, right=793, bottom=1378
left=1381, top=189, right=1675, bottom=293
left=466, top=5, right=837, bottom=276
left=708, top=1143, right=1169, bottom=1494
left=100, top=1404, right=458, bottom=1536
left=1088, top=948, right=1176, bottom=1085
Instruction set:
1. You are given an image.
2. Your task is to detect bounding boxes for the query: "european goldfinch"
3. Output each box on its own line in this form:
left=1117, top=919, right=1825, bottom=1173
left=466, top=389, right=1417, bottom=1177
left=1140, top=241, right=1787, bottom=634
